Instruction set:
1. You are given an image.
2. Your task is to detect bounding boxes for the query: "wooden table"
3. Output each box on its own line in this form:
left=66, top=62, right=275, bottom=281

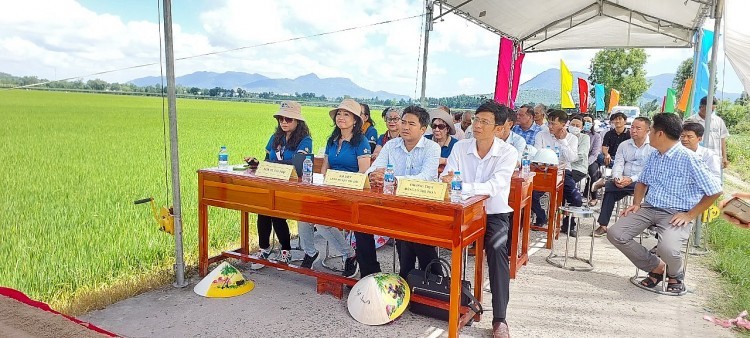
left=508, top=171, right=535, bottom=278
left=198, top=168, right=488, bottom=338
left=529, top=165, right=565, bottom=249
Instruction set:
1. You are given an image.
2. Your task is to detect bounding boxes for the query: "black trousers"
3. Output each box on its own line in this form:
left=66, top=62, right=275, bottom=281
left=256, top=215, right=291, bottom=250
left=583, top=162, right=602, bottom=199
left=531, top=170, right=583, bottom=227
left=485, top=213, right=511, bottom=322
left=354, top=232, right=381, bottom=277
left=597, top=181, right=636, bottom=226
left=396, top=240, right=440, bottom=281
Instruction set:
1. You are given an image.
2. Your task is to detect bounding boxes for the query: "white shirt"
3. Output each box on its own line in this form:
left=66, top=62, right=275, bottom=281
left=504, top=132, right=527, bottom=161
left=453, top=123, right=466, bottom=140
left=534, top=130, right=579, bottom=168
left=440, top=138, right=518, bottom=214
left=685, top=113, right=729, bottom=157
left=464, top=125, right=474, bottom=139
left=365, top=136, right=441, bottom=182
left=612, top=138, right=655, bottom=181
left=691, top=145, right=722, bottom=179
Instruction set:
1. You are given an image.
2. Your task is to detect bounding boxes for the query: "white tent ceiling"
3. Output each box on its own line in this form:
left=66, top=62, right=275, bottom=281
left=435, top=0, right=714, bottom=52
left=724, top=0, right=750, bottom=94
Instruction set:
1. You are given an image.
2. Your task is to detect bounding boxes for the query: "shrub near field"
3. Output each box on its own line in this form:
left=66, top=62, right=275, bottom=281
left=0, top=90, right=344, bottom=313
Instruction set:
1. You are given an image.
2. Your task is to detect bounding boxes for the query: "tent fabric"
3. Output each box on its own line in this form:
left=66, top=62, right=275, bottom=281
left=724, top=0, right=750, bottom=94
left=436, top=0, right=711, bottom=52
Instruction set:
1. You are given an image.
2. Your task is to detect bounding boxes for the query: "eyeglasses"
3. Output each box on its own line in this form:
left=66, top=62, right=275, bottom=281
left=431, top=123, right=448, bottom=130
left=276, top=116, right=295, bottom=123
left=385, top=117, right=400, bottom=123
left=471, top=116, right=498, bottom=127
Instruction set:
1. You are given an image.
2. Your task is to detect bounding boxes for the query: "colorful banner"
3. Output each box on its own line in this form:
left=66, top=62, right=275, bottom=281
left=510, top=49, right=525, bottom=109
left=595, top=84, right=605, bottom=111
left=661, top=96, right=666, bottom=113
left=577, top=78, right=589, bottom=113
left=664, top=88, right=677, bottom=113
left=692, top=29, right=714, bottom=114
left=560, top=60, right=575, bottom=108
left=493, top=37, right=514, bottom=105
left=677, top=78, right=694, bottom=113
left=608, top=89, right=620, bottom=112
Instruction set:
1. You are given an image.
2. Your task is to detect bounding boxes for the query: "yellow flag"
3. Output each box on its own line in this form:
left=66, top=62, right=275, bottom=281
left=560, top=60, right=575, bottom=108
left=608, top=89, right=620, bottom=112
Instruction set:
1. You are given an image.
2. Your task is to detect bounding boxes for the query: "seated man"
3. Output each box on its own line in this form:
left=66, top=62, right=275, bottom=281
left=608, top=113, right=722, bottom=293
left=594, top=117, right=655, bottom=237
left=568, top=114, right=591, bottom=185
left=511, top=105, right=540, bottom=147
left=495, top=108, right=526, bottom=165
left=681, top=122, right=721, bottom=179
left=531, top=109, right=583, bottom=236
left=366, top=105, right=441, bottom=281
left=440, top=100, right=517, bottom=338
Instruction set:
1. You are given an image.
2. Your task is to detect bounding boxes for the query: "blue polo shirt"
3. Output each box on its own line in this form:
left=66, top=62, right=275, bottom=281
left=424, top=135, right=458, bottom=158
left=325, top=135, right=370, bottom=172
left=265, top=135, right=313, bottom=162
left=364, top=125, right=378, bottom=145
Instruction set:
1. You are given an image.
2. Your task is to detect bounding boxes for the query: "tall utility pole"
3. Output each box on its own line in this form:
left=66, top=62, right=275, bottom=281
left=419, top=1, right=433, bottom=107
left=163, top=0, right=187, bottom=288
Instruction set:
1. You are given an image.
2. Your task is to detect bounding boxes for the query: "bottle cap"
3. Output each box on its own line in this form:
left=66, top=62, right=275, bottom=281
left=454, top=171, right=461, bottom=175
left=386, top=164, right=394, bottom=168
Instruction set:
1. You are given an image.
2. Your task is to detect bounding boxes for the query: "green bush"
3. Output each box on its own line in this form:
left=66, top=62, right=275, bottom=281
left=731, top=120, right=750, bottom=134
left=717, top=100, right=750, bottom=130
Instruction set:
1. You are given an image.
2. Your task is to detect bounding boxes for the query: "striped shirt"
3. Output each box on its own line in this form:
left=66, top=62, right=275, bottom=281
left=365, top=136, right=440, bottom=181
left=638, top=143, right=722, bottom=211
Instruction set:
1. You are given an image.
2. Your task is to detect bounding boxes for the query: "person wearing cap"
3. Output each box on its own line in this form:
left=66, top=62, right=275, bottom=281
left=245, top=101, right=312, bottom=270
left=296, top=98, right=369, bottom=277
left=425, top=108, right=459, bottom=165
left=366, top=105, right=441, bottom=281
left=685, top=96, right=729, bottom=169
left=372, top=107, right=401, bottom=160
left=440, top=100, right=517, bottom=338
left=360, top=103, right=379, bottom=154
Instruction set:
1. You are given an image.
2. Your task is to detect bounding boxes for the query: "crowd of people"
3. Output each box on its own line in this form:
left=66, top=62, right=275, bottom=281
left=243, top=95, right=728, bottom=338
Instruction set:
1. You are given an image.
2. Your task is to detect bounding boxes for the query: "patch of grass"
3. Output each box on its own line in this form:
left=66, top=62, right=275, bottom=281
left=727, top=134, right=750, bottom=181
left=706, top=219, right=750, bottom=335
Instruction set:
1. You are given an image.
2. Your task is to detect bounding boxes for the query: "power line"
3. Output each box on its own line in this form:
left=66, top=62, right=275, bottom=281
left=2, top=13, right=425, bottom=91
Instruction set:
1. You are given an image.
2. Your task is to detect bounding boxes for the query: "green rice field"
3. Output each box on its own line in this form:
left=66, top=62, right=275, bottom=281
left=0, top=90, right=349, bottom=313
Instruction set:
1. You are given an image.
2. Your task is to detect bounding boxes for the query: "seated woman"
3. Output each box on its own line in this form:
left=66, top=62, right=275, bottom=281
left=372, top=107, right=401, bottom=160
left=360, top=103, right=379, bottom=153
left=297, top=99, right=370, bottom=278
left=246, top=101, right=312, bottom=270
left=424, top=108, right=458, bottom=165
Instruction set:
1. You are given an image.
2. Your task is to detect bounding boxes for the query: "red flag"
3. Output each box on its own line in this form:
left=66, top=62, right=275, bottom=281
left=577, top=78, right=589, bottom=113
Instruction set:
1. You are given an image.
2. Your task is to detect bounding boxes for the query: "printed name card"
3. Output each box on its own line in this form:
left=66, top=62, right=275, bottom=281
left=324, top=170, right=369, bottom=190
left=255, top=162, right=296, bottom=180
left=396, top=179, right=448, bottom=201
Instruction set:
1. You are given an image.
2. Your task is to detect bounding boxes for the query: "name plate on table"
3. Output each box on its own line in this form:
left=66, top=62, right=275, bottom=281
left=396, top=178, right=448, bottom=201
left=324, top=170, right=370, bottom=190
left=255, top=162, right=296, bottom=180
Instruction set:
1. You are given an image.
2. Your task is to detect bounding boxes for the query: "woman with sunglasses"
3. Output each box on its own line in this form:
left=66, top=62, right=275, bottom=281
left=246, top=101, right=312, bottom=270
left=297, top=99, right=371, bottom=278
left=372, top=107, right=401, bottom=160
left=424, top=108, right=458, bottom=165
left=360, top=103, right=379, bottom=153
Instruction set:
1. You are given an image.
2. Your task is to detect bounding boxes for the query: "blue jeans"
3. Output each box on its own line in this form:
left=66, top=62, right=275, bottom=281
left=297, top=222, right=354, bottom=258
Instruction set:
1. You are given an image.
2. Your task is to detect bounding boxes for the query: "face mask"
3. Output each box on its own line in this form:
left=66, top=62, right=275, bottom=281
left=568, top=126, right=581, bottom=135
left=583, top=122, right=592, bottom=132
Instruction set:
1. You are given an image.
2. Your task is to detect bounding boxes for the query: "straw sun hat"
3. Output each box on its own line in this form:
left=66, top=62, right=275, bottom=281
left=329, top=98, right=363, bottom=122
left=273, top=100, right=305, bottom=122
left=429, top=108, right=456, bottom=135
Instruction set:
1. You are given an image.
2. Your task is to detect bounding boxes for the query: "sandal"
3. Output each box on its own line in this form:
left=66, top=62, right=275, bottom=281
left=666, top=279, right=685, bottom=293
left=639, top=271, right=664, bottom=288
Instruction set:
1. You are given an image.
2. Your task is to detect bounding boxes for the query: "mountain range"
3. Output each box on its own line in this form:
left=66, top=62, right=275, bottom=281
left=129, top=72, right=410, bottom=101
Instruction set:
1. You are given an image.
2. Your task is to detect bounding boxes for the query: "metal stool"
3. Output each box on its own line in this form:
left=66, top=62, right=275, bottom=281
left=630, top=228, right=691, bottom=296
left=546, top=206, right=596, bottom=271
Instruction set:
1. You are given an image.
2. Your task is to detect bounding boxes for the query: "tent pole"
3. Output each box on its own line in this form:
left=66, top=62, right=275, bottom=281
left=420, top=1, right=433, bottom=107
left=163, top=0, right=188, bottom=288
left=688, top=29, right=702, bottom=117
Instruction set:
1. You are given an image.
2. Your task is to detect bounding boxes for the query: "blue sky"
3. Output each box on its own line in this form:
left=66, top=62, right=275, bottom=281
left=1, top=0, right=744, bottom=97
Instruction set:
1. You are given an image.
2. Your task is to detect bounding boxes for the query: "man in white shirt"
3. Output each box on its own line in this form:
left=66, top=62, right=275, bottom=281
left=533, top=103, right=550, bottom=133
left=681, top=122, right=722, bottom=179
left=440, top=101, right=517, bottom=338
left=455, top=111, right=473, bottom=139
left=494, top=108, right=527, bottom=165
left=685, top=96, right=729, bottom=168
left=531, top=109, right=584, bottom=236
left=593, top=117, right=655, bottom=237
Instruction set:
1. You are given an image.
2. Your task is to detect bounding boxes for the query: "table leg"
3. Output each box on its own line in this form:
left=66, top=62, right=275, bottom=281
left=522, top=202, right=531, bottom=265
left=509, top=203, right=520, bottom=279
left=546, top=187, right=558, bottom=249
left=473, top=226, right=485, bottom=321
left=241, top=212, right=250, bottom=255
left=448, top=244, right=462, bottom=338
left=199, top=202, right=209, bottom=276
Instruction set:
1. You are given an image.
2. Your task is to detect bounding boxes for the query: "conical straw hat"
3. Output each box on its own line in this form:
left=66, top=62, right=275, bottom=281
left=347, top=272, right=410, bottom=325
left=193, top=262, right=255, bottom=298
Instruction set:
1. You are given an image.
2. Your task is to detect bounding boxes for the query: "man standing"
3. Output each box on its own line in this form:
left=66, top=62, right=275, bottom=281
left=366, top=105, right=441, bottom=281
left=440, top=100, right=517, bottom=338
left=593, top=117, right=655, bottom=236
left=681, top=122, right=722, bottom=178
left=608, top=113, right=722, bottom=293
left=532, top=110, right=584, bottom=235
left=686, top=96, right=729, bottom=169
left=511, top=105, right=541, bottom=146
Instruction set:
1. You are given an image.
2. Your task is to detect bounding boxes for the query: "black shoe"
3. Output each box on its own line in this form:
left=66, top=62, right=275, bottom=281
left=342, top=257, right=359, bottom=278
left=568, top=228, right=578, bottom=237
left=300, top=252, right=320, bottom=269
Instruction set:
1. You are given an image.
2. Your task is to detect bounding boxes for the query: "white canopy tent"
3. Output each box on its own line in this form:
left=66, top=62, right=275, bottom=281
left=724, top=0, right=750, bottom=94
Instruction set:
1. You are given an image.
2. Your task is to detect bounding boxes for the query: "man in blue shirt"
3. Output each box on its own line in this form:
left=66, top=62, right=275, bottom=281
left=608, top=113, right=722, bottom=294
left=511, top=104, right=540, bottom=146
left=367, top=105, right=441, bottom=281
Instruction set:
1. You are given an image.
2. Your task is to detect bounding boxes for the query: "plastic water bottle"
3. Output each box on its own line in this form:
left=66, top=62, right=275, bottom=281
left=521, top=152, right=531, bottom=178
left=218, top=146, right=229, bottom=170
left=450, top=171, right=463, bottom=203
left=383, top=164, right=396, bottom=194
left=302, top=155, right=313, bottom=183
